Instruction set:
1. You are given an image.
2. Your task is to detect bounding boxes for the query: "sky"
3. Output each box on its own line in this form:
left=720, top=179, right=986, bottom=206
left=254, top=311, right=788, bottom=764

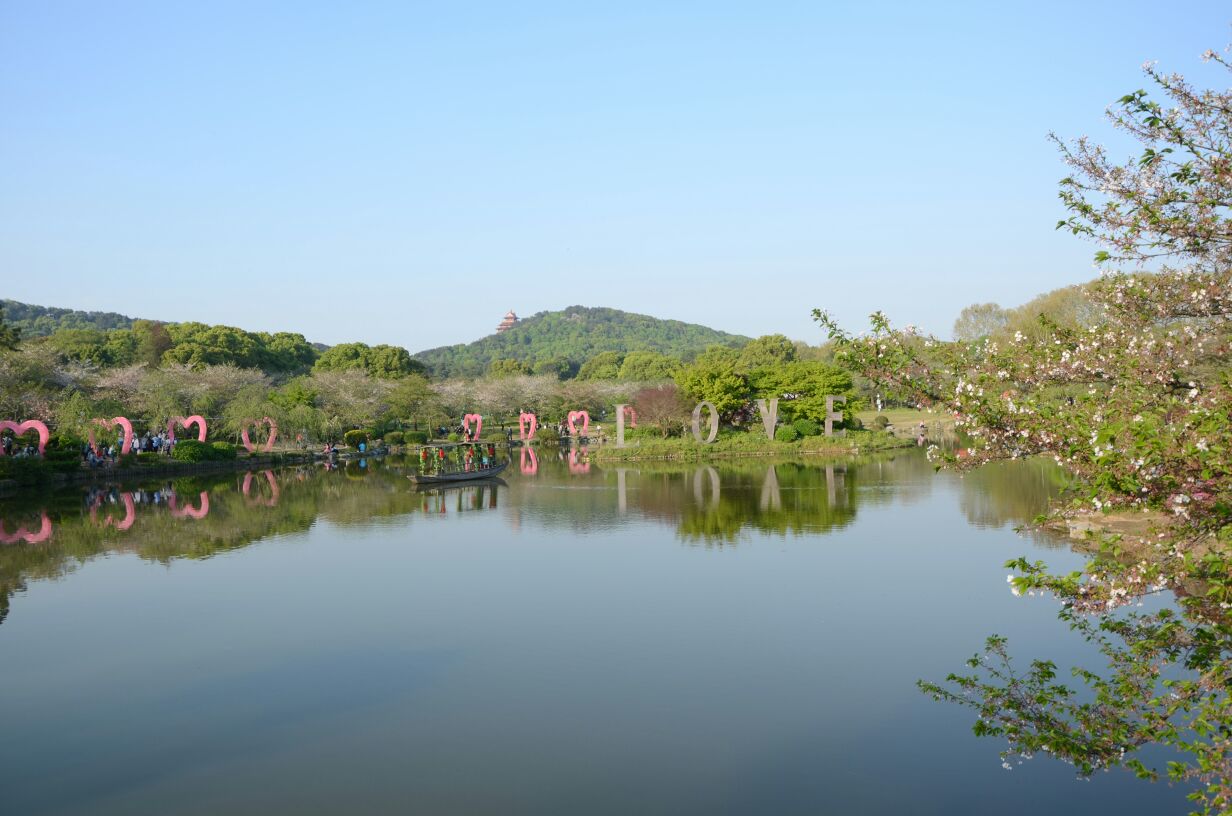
left=1, top=1, right=1228, bottom=350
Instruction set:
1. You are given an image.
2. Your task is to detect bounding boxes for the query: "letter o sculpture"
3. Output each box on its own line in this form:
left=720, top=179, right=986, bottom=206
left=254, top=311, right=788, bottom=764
left=518, top=412, right=537, bottom=442
left=691, top=401, right=719, bottom=444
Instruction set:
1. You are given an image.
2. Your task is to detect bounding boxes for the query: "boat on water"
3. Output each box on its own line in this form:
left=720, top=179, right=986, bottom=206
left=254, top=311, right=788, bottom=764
left=409, top=461, right=508, bottom=484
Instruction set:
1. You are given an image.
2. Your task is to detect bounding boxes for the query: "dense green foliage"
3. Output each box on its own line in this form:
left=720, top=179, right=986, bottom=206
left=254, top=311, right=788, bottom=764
left=164, top=323, right=319, bottom=372
left=672, top=343, right=857, bottom=426
left=774, top=425, right=799, bottom=442
left=0, top=305, right=20, bottom=351
left=314, top=342, right=425, bottom=379
left=413, top=306, right=749, bottom=378
left=1, top=299, right=134, bottom=338
left=487, top=358, right=532, bottom=377
left=23, top=315, right=324, bottom=373
left=170, top=440, right=238, bottom=462
left=342, top=430, right=369, bottom=448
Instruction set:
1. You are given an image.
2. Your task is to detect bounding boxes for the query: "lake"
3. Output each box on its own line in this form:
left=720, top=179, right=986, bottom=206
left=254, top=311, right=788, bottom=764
left=0, top=450, right=1185, bottom=814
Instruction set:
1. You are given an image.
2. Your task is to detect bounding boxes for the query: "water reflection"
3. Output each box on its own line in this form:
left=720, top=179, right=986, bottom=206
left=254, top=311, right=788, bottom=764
left=0, top=450, right=1140, bottom=816
left=0, top=452, right=1069, bottom=627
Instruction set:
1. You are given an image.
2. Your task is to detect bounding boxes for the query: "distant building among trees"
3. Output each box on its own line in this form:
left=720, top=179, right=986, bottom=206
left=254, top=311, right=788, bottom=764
left=496, top=310, right=519, bottom=333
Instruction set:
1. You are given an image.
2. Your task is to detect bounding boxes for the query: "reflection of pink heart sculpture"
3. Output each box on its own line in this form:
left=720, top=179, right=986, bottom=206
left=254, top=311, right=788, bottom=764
left=567, top=410, right=590, bottom=437
left=242, top=470, right=280, bottom=507
left=518, top=412, right=538, bottom=441
left=240, top=417, right=278, bottom=453
left=520, top=446, right=538, bottom=475
left=168, top=415, right=208, bottom=443
left=90, top=493, right=136, bottom=531
left=624, top=406, right=638, bottom=428
left=463, top=413, right=483, bottom=440
left=169, top=491, right=210, bottom=519
left=569, top=447, right=590, bottom=475
left=90, top=417, right=135, bottom=455
left=0, top=419, right=50, bottom=456
left=0, top=513, right=53, bottom=544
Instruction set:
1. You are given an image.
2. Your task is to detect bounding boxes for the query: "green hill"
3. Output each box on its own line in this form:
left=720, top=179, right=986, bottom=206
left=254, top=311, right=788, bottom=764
left=413, top=305, right=751, bottom=378
left=2, top=299, right=136, bottom=338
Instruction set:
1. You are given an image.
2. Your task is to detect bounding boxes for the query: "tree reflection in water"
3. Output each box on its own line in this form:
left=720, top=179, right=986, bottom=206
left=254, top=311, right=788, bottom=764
left=0, top=452, right=1068, bottom=627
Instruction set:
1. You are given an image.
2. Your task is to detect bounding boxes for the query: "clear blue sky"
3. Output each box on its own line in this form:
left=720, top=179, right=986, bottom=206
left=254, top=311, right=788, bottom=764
left=1, top=2, right=1227, bottom=349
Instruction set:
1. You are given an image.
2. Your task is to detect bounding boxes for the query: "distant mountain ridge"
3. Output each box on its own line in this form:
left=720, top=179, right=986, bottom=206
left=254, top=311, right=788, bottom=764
left=3, top=299, right=751, bottom=377
left=413, top=305, right=751, bottom=378
left=2, top=299, right=137, bottom=338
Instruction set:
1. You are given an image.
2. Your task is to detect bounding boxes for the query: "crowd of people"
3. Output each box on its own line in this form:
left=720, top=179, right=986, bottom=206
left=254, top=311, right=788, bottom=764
left=1, top=436, right=39, bottom=457
left=82, top=432, right=178, bottom=467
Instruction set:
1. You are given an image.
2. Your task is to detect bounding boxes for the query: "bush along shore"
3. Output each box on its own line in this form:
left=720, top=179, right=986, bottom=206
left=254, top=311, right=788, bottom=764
left=588, top=428, right=913, bottom=462
left=0, top=441, right=317, bottom=496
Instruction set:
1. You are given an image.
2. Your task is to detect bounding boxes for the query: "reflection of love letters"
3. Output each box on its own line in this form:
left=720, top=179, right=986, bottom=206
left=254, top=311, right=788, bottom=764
left=90, top=493, right=136, bottom=531
left=519, top=412, right=537, bottom=441
left=168, top=415, right=208, bottom=443
left=240, top=417, right=278, bottom=453
left=169, top=491, right=210, bottom=519
left=0, top=419, right=50, bottom=456
left=463, top=414, right=483, bottom=440
left=520, top=446, right=538, bottom=475
left=242, top=470, right=280, bottom=507
left=567, top=410, right=589, bottom=437
left=90, top=416, right=134, bottom=455
left=0, top=513, right=52, bottom=544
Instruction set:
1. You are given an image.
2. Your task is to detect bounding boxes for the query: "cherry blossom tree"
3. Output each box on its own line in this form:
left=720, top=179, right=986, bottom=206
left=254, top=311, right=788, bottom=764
left=817, top=44, right=1232, bottom=814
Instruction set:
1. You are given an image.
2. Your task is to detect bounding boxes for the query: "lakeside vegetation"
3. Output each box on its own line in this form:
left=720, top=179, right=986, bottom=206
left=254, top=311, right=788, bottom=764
left=818, top=45, right=1232, bottom=814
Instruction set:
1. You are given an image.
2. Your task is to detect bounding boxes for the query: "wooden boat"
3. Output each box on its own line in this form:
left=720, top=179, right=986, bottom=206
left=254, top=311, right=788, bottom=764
left=409, top=461, right=508, bottom=484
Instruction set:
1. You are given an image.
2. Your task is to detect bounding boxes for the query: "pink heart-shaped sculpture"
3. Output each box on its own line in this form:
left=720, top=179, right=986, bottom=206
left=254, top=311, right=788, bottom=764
left=169, top=491, right=210, bottom=519
left=518, top=412, right=538, bottom=441
left=240, top=417, right=278, bottom=453
left=242, top=470, right=280, bottom=507
left=463, top=413, right=483, bottom=440
left=520, top=445, right=538, bottom=475
left=0, top=512, right=53, bottom=544
left=90, top=416, right=135, bottom=455
left=624, top=406, right=638, bottom=428
left=567, top=410, right=590, bottom=437
left=90, top=493, right=136, bottom=531
left=0, top=419, right=50, bottom=456
left=168, top=415, right=208, bottom=443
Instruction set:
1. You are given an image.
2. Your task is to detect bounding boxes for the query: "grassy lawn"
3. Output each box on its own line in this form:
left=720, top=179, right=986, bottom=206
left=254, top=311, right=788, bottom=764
left=857, top=407, right=952, bottom=424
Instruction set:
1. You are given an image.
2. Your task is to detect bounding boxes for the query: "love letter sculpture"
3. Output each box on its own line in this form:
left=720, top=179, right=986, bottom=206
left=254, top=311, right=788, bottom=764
left=567, top=410, right=590, bottom=437
left=169, top=491, right=210, bottom=519
left=462, top=413, right=483, bottom=440
left=0, top=513, right=53, bottom=544
left=90, top=417, right=135, bottom=455
left=518, top=412, right=538, bottom=442
left=240, top=417, right=278, bottom=453
left=168, top=415, right=208, bottom=443
left=0, top=419, right=50, bottom=456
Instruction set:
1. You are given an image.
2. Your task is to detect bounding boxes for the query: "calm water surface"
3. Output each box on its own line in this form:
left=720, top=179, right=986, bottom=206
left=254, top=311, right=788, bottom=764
left=0, top=451, right=1185, bottom=814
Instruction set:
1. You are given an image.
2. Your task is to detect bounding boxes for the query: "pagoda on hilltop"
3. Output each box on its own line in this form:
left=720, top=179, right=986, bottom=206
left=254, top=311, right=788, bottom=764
left=496, top=310, right=519, bottom=333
